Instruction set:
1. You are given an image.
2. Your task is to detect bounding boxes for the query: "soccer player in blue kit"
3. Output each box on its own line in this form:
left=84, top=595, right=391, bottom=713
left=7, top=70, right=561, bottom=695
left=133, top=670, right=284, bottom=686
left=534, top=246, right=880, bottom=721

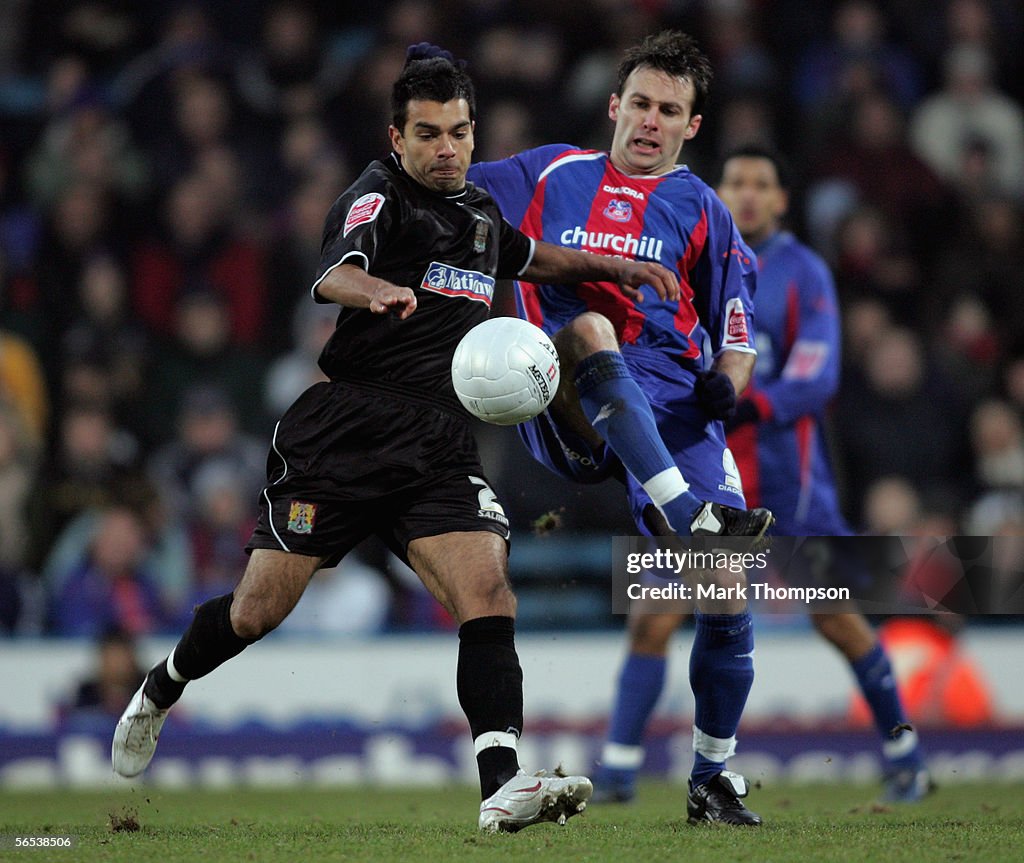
left=589, top=146, right=933, bottom=806
left=469, top=31, right=773, bottom=825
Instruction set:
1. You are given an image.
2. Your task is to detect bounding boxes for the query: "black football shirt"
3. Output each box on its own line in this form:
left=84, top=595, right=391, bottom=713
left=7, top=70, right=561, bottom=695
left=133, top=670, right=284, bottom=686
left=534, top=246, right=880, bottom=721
left=311, top=153, right=535, bottom=410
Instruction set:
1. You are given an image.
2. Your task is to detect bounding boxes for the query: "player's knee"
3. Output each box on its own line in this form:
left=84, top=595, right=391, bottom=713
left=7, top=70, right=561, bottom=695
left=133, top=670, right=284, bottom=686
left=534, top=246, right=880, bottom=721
left=455, top=576, right=516, bottom=620
left=555, top=312, right=618, bottom=361
left=229, top=597, right=284, bottom=641
left=629, top=614, right=678, bottom=654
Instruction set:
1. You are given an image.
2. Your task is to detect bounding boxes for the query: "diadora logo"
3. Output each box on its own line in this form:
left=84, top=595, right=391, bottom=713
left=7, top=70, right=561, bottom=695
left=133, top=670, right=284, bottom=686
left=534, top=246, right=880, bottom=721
left=421, top=262, right=495, bottom=306
left=604, top=199, right=632, bottom=223
left=343, top=192, right=384, bottom=237
left=602, top=184, right=645, bottom=201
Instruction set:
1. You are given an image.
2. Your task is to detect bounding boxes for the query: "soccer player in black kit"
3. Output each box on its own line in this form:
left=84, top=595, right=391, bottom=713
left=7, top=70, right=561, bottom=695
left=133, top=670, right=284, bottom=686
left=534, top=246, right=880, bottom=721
left=111, top=45, right=679, bottom=833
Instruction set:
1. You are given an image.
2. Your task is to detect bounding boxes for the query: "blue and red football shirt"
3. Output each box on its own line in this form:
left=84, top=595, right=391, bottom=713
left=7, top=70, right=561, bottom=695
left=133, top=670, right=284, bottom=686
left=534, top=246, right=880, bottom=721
left=726, top=230, right=851, bottom=535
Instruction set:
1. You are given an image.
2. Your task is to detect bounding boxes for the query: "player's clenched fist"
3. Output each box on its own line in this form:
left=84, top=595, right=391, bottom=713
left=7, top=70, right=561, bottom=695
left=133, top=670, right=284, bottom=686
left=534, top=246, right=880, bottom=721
left=369, top=286, right=417, bottom=318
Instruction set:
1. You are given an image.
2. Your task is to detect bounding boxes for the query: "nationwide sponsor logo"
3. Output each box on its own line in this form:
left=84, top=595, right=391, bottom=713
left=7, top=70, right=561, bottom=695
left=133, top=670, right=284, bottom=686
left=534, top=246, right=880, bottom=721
left=421, top=262, right=495, bottom=305
left=287, top=501, right=317, bottom=534
left=343, top=192, right=384, bottom=236
left=724, top=298, right=750, bottom=346
left=602, top=184, right=645, bottom=200
left=558, top=226, right=664, bottom=261
left=603, top=199, right=632, bottom=222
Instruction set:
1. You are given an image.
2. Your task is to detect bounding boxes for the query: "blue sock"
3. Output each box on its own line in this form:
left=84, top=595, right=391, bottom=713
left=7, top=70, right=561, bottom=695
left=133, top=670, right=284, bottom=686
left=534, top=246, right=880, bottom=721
left=851, top=642, right=923, bottom=769
left=575, top=351, right=702, bottom=532
left=689, top=611, right=755, bottom=787
left=597, top=653, right=667, bottom=787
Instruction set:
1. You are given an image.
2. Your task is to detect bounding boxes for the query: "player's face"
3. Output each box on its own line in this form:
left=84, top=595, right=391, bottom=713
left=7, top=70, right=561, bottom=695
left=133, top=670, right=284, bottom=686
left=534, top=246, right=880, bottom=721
left=389, top=98, right=474, bottom=193
left=608, top=67, right=701, bottom=176
left=717, top=156, right=788, bottom=246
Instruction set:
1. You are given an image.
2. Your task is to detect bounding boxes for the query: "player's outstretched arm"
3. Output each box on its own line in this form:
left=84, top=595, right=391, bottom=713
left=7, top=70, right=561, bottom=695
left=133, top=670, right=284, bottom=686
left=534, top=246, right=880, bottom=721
left=524, top=241, right=680, bottom=302
left=315, top=263, right=417, bottom=319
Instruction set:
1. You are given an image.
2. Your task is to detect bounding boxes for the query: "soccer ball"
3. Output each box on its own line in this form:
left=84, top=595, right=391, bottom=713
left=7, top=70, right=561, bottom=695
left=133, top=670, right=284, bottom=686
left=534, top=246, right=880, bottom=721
left=451, top=317, right=560, bottom=425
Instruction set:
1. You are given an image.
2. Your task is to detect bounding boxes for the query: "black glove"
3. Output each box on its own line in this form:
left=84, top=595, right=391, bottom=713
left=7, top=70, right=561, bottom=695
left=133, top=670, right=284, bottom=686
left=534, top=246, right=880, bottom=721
left=694, top=369, right=737, bottom=421
left=724, top=397, right=761, bottom=432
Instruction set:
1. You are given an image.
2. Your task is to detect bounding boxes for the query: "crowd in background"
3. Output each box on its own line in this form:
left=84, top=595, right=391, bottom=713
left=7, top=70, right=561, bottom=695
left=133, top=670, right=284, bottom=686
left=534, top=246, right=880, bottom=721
left=0, top=0, right=1022, bottom=638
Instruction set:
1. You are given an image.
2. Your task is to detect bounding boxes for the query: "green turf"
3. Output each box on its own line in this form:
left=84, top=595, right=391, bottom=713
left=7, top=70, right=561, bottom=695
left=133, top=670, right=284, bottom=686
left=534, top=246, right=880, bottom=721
left=1, top=781, right=1020, bottom=862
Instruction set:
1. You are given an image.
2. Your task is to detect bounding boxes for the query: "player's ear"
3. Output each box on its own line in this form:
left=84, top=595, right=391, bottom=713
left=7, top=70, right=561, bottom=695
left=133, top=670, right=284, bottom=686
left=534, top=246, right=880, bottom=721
left=608, top=93, right=621, bottom=122
left=777, top=188, right=790, bottom=218
left=684, top=113, right=702, bottom=140
left=388, top=124, right=405, bottom=155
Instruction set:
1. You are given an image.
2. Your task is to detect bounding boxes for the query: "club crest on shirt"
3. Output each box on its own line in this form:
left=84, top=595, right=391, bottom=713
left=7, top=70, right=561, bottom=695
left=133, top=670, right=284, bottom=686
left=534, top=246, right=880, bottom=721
left=472, top=215, right=489, bottom=252
left=604, top=199, right=632, bottom=223
left=287, top=501, right=317, bottom=534
left=343, top=192, right=385, bottom=237
left=723, top=297, right=750, bottom=346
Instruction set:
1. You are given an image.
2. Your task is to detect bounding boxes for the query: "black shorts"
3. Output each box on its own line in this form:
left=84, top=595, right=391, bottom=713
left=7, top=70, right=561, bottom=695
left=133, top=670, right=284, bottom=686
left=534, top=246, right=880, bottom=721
left=246, top=381, right=510, bottom=567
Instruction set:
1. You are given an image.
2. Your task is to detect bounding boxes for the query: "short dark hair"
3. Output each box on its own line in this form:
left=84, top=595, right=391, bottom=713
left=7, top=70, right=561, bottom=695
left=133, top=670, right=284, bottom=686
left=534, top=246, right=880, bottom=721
left=391, top=57, right=476, bottom=131
left=616, top=31, right=713, bottom=116
left=718, top=144, right=791, bottom=189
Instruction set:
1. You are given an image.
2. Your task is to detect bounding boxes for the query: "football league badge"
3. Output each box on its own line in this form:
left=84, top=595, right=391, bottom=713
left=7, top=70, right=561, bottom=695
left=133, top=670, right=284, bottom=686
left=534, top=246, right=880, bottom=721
left=287, top=501, right=317, bottom=534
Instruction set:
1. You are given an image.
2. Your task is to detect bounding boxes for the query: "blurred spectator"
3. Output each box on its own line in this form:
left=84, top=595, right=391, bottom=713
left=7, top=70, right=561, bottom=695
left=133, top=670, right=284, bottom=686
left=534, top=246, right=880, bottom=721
left=141, top=291, right=267, bottom=443
left=810, top=91, right=949, bottom=258
left=32, top=401, right=140, bottom=563
left=235, top=1, right=329, bottom=124
left=935, top=294, right=1002, bottom=398
left=793, top=0, right=923, bottom=116
left=702, top=0, right=778, bottom=100
left=111, top=4, right=236, bottom=150
left=23, top=82, right=149, bottom=210
left=831, top=205, right=920, bottom=322
left=909, top=44, right=1024, bottom=198
left=172, top=459, right=255, bottom=628
left=49, top=506, right=168, bottom=637
left=0, top=323, right=48, bottom=443
left=147, top=384, right=265, bottom=523
left=60, top=252, right=149, bottom=434
left=963, top=399, right=1024, bottom=535
left=970, top=399, right=1024, bottom=491
left=131, top=173, right=268, bottom=348
left=861, top=475, right=925, bottom=535
left=836, top=328, right=967, bottom=521
left=932, top=196, right=1024, bottom=341
left=32, top=179, right=118, bottom=354
left=0, top=401, right=42, bottom=635
left=0, top=402, right=40, bottom=572
left=264, top=300, right=334, bottom=417
left=60, top=626, right=146, bottom=721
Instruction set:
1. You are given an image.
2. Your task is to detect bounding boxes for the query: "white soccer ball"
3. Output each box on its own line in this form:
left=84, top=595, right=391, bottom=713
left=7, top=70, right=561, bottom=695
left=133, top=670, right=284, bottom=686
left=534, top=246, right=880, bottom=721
left=451, top=317, right=560, bottom=426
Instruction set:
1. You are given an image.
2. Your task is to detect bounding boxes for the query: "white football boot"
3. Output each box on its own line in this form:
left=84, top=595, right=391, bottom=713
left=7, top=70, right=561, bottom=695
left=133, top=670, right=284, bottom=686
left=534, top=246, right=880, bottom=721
left=111, top=680, right=169, bottom=777
left=479, top=770, right=593, bottom=833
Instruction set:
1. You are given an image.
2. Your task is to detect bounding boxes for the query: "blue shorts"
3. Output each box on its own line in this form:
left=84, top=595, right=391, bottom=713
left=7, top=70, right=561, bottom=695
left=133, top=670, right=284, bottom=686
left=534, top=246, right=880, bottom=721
left=517, top=345, right=746, bottom=533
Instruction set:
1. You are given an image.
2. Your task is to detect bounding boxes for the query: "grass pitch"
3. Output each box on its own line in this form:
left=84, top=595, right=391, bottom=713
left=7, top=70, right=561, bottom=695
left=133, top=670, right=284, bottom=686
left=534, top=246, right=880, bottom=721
left=2, top=781, right=1020, bottom=862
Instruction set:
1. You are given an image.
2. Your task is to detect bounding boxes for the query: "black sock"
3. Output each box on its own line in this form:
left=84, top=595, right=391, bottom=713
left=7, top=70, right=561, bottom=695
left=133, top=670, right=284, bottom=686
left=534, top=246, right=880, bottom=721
left=144, top=593, right=256, bottom=709
left=458, top=615, right=523, bottom=798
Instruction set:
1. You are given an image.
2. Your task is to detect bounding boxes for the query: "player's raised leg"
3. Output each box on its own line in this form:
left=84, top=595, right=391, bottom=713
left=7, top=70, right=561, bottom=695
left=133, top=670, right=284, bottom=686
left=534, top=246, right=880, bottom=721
left=813, top=611, right=933, bottom=802
left=112, top=549, right=321, bottom=777
left=551, top=313, right=707, bottom=533
left=408, top=530, right=592, bottom=832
